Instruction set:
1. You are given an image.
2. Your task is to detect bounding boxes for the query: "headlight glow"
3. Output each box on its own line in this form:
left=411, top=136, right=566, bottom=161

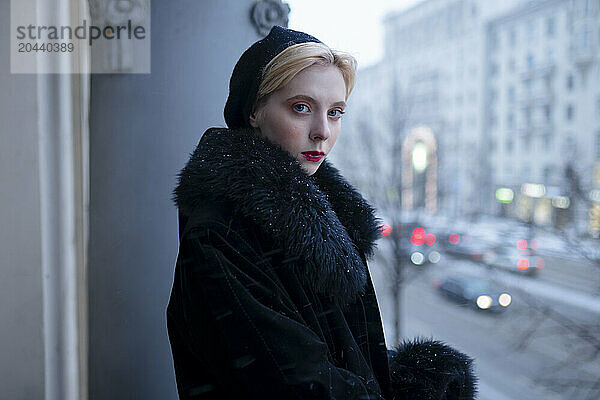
left=428, top=251, right=441, bottom=263
left=499, top=293, right=512, bottom=307
left=476, top=295, right=493, bottom=309
left=411, top=252, right=425, bottom=265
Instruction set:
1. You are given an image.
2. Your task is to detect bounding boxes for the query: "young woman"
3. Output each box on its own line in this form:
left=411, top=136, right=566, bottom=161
left=167, top=26, right=477, bottom=400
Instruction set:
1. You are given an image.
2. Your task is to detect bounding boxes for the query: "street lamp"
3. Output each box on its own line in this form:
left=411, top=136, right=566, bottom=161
left=412, top=141, right=428, bottom=173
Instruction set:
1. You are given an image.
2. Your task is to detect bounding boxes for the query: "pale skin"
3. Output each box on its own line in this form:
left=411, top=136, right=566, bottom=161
left=249, top=64, right=347, bottom=176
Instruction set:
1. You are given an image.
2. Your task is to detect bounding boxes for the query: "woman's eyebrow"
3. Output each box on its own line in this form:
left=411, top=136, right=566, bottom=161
left=286, top=94, right=346, bottom=108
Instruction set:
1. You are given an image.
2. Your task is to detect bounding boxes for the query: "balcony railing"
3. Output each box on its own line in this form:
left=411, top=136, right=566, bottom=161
left=519, top=91, right=553, bottom=108
left=570, top=18, right=598, bottom=66
left=520, top=61, right=556, bottom=81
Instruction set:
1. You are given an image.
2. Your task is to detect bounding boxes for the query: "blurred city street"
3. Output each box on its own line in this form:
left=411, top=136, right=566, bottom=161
left=370, top=215, right=600, bottom=400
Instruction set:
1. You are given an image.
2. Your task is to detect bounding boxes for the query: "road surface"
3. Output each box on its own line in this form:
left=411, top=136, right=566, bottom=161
left=369, top=251, right=600, bottom=400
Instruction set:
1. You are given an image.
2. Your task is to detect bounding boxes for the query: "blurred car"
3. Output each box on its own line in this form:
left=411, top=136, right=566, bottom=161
left=383, top=221, right=443, bottom=267
left=432, top=275, right=512, bottom=312
left=441, top=232, right=492, bottom=262
left=483, top=245, right=544, bottom=276
left=405, top=226, right=442, bottom=267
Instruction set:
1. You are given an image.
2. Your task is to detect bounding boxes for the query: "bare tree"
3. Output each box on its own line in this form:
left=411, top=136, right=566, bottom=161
left=336, top=71, right=417, bottom=345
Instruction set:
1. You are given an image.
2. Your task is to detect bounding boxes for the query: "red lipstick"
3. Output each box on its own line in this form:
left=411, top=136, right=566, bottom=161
left=301, top=151, right=325, bottom=162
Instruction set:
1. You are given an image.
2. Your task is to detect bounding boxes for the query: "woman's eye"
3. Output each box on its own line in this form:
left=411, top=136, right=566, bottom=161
left=328, top=109, right=345, bottom=118
left=292, top=104, right=309, bottom=113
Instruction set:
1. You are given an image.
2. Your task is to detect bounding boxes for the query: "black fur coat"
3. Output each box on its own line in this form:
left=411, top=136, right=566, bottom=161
left=166, top=127, right=477, bottom=399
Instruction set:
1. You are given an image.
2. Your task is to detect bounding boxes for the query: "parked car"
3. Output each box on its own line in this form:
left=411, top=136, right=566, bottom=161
left=483, top=245, right=544, bottom=276
left=432, top=275, right=512, bottom=312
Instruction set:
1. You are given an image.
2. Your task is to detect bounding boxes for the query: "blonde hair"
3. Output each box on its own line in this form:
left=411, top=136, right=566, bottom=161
left=252, top=42, right=357, bottom=114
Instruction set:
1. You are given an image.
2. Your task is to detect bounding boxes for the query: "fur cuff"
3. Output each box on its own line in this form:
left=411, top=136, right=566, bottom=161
left=387, top=338, right=477, bottom=400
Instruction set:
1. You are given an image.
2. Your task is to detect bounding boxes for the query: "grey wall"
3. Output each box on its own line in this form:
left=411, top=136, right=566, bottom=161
left=87, top=1, right=260, bottom=398
left=0, top=0, right=45, bottom=398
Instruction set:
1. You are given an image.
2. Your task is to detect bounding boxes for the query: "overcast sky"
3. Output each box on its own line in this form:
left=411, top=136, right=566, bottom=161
left=286, top=0, right=426, bottom=69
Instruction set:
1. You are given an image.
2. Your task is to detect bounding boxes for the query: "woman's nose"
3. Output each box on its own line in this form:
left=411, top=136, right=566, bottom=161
left=309, top=113, right=331, bottom=141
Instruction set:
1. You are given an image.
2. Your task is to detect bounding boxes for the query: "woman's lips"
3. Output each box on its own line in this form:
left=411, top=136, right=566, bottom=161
left=301, top=151, right=325, bottom=162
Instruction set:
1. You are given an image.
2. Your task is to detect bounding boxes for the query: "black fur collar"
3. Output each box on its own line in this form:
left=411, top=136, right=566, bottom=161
left=173, top=127, right=382, bottom=306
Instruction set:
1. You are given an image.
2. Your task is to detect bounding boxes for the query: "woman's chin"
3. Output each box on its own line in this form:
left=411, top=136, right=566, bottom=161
left=299, top=161, right=321, bottom=176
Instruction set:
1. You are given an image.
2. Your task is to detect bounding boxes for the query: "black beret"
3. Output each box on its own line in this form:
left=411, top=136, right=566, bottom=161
left=224, top=25, right=322, bottom=129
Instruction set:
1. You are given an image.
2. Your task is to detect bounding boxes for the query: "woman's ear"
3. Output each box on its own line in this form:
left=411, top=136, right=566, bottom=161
left=249, top=110, right=259, bottom=128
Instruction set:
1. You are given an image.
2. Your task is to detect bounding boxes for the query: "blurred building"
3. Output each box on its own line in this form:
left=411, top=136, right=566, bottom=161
left=485, top=0, right=600, bottom=234
left=340, top=0, right=600, bottom=236
left=339, top=0, right=525, bottom=219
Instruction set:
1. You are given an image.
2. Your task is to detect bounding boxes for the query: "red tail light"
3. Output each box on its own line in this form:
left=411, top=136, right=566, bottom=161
left=518, top=259, right=529, bottom=270
left=412, top=227, right=425, bottom=237
left=411, top=236, right=424, bottom=245
left=449, top=233, right=460, bottom=245
left=424, top=234, right=436, bottom=245
left=411, top=227, right=426, bottom=246
left=381, top=224, right=392, bottom=236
